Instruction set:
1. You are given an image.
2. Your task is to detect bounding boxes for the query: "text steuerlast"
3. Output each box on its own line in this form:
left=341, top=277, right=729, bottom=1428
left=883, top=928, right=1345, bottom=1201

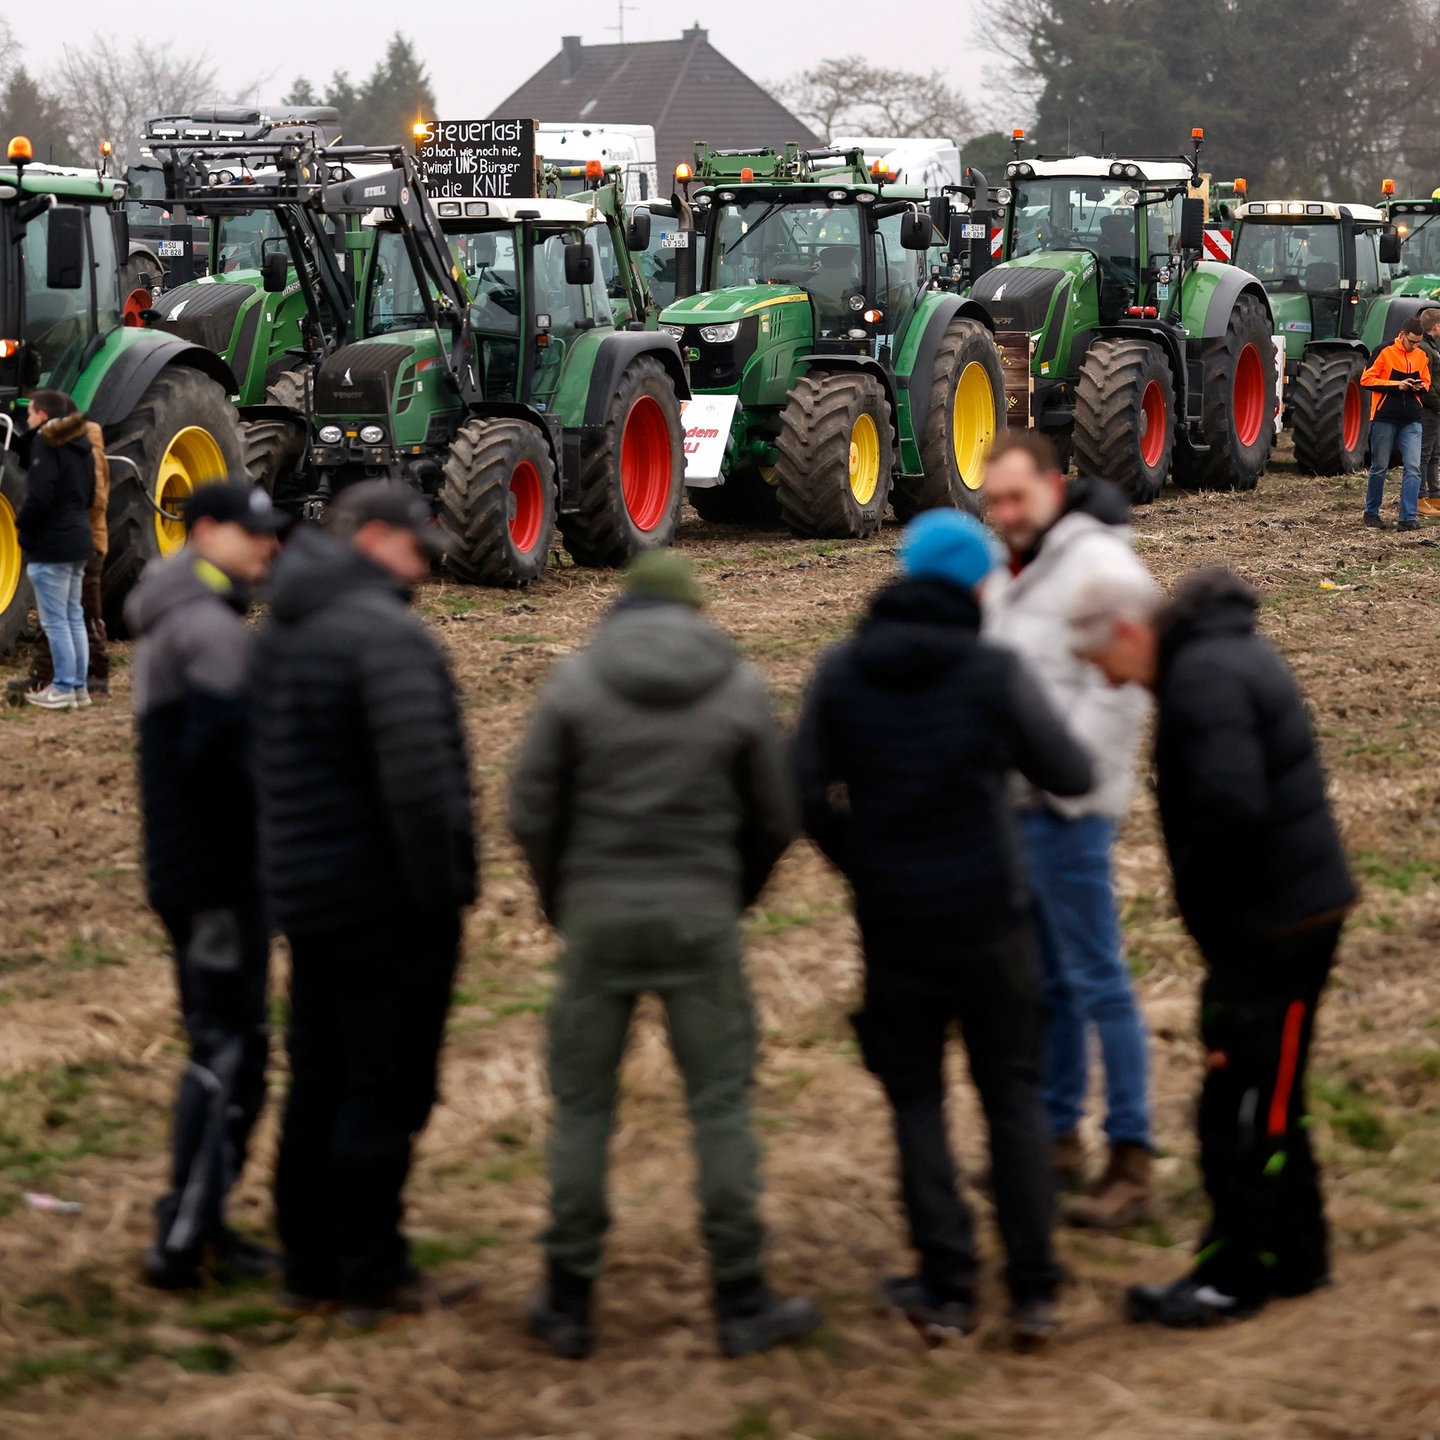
left=415, top=119, right=537, bottom=200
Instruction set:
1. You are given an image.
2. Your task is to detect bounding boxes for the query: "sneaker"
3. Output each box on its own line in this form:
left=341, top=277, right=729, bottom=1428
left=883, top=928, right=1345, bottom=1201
left=716, top=1278, right=823, bottom=1358
left=1363, top=512, right=1387, bottom=529
left=526, top=1265, right=595, bottom=1359
left=73, top=689, right=92, bottom=709
left=1398, top=519, right=1420, bottom=531
left=879, top=1274, right=977, bottom=1342
left=339, top=1271, right=482, bottom=1330
left=1009, top=1295, right=1059, bottom=1352
left=23, top=684, right=77, bottom=711
left=1125, top=1274, right=1264, bottom=1328
left=142, top=1245, right=203, bottom=1291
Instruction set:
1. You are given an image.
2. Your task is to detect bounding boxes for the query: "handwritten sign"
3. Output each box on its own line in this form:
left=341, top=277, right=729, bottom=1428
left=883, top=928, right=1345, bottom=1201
left=415, top=119, right=537, bottom=200
left=680, top=395, right=739, bottom=482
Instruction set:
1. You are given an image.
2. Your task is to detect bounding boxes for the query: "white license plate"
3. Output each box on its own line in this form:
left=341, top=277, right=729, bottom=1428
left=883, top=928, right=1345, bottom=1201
left=156, top=241, right=185, bottom=257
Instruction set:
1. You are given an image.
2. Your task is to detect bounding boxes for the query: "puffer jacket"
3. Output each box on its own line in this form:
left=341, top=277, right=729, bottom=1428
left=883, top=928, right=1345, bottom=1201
left=984, top=477, right=1152, bottom=819
left=16, top=412, right=94, bottom=563
left=1154, top=567, right=1357, bottom=951
left=509, top=597, right=796, bottom=923
left=250, top=526, right=477, bottom=934
left=85, top=419, right=110, bottom=557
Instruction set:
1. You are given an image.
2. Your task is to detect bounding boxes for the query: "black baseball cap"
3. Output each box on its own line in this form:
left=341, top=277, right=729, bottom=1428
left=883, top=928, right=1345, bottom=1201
left=183, top=480, right=286, bottom=535
left=329, top=479, right=457, bottom=558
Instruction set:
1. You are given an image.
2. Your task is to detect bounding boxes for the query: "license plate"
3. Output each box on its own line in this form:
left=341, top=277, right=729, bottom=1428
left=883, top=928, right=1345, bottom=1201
left=156, top=241, right=185, bottom=257
left=960, top=223, right=986, bottom=240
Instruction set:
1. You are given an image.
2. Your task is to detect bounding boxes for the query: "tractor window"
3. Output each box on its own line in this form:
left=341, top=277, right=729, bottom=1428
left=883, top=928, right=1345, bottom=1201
left=364, top=228, right=431, bottom=335
left=88, top=206, right=123, bottom=335
left=1400, top=214, right=1440, bottom=275
left=874, top=211, right=925, bottom=338
left=215, top=210, right=286, bottom=274
left=592, top=222, right=627, bottom=303
left=1009, top=180, right=1132, bottom=259
left=636, top=213, right=701, bottom=310
left=1232, top=223, right=1341, bottom=292
left=453, top=230, right=521, bottom=337
left=530, top=229, right=612, bottom=402
left=1355, top=234, right=1382, bottom=296
left=18, top=205, right=97, bottom=386
left=124, top=163, right=169, bottom=225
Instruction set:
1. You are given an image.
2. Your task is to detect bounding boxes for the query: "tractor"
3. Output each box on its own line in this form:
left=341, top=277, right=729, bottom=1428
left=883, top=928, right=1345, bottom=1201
left=305, top=153, right=689, bottom=584
left=0, top=135, right=247, bottom=649
left=1230, top=195, right=1432, bottom=475
left=657, top=143, right=1007, bottom=533
left=968, top=130, right=1276, bottom=502
left=1380, top=182, right=1440, bottom=302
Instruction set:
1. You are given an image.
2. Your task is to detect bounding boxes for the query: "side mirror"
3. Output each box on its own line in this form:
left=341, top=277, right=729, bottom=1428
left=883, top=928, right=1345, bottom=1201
left=111, top=211, right=130, bottom=261
left=261, top=250, right=289, bottom=293
left=626, top=209, right=652, bottom=253
left=46, top=208, right=86, bottom=289
left=564, top=242, right=595, bottom=287
left=900, top=210, right=932, bottom=251
left=1379, top=227, right=1402, bottom=266
left=1179, top=197, right=1205, bottom=252
left=928, top=196, right=952, bottom=237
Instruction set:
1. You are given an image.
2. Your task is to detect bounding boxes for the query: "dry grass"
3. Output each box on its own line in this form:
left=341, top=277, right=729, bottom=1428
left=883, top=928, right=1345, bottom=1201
left=1, top=447, right=1439, bottom=1439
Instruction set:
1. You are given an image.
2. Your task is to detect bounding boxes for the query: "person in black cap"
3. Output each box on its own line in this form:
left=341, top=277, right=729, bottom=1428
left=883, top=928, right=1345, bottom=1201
left=249, top=482, right=478, bottom=1327
left=126, top=479, right=285, bottom=1289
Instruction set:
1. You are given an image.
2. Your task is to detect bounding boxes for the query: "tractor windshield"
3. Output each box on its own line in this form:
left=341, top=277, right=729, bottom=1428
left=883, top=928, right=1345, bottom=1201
left=16, top=204, right=108, bottom=388
left=1399, top=213, right=1440, bottom=275
left=214, top=210, right=285, bottom=274
left=1009, top=179, right=1136, bottom=262
left=1232, top=223, right=1342, bottom=292
left=124, top=162, right=169, bottom=225
left=450, top=229, right=522, bottom=337
left=364, top=228, right=432, bottom=335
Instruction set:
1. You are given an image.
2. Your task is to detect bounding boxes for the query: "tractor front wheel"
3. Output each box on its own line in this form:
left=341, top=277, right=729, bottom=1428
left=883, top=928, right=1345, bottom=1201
left=242, top=368, right=309, bottom=508
left=438, top=417, right=556, bottom=586
left=0, top=453, right=33, bottom=657
left=558, top=356, right=685, bottom=567
left=1290, top=351, right=1369, bottom=476
left=774, top=372, right=893, bottom=538
left=1073, top=339, right=1174, bottom=504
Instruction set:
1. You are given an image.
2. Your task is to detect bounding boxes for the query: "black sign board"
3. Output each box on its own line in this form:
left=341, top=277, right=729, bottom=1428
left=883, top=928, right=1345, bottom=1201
left=415, top=119, right=537, bottom=200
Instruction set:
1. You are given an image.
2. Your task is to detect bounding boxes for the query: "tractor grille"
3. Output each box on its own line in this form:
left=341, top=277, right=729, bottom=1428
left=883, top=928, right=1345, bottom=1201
left=151, top=282, right=251, bottom=355
left=314, top=343, right=414, bottom=416
left=970, top=267, right=1067, bottom=335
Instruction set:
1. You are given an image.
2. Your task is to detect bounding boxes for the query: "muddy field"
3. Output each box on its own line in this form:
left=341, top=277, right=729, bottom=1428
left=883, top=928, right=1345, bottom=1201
left=1, top=450, right=1438, bottom=1440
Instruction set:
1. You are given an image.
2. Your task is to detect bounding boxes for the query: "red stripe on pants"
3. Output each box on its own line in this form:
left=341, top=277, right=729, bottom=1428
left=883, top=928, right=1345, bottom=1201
left=1268, top=1000, right=1306, bottom=1138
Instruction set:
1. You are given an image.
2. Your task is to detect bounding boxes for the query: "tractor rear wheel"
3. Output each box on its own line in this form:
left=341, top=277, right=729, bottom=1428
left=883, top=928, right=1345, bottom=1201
left=894, top=317, right=1004, bottom=520
left=558, top=356, right=685, bottom=567
left=0, top=453, right=33, bottom=658
left=102, top=366, right=248, bottom=632
left=1290, top=351, right=1369, bottom=476
left=775, top=372, right=893, bottom=538
left=1073, top=339, right=1174, bottom=504
left=242, top=367, right=308, bottom=508
left=439, top=417, right=556, bottom=587
left=1171, top=294, right=1274, bottom=492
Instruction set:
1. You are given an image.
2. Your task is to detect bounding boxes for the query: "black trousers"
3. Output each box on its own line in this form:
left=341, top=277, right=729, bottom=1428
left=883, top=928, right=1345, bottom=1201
left=854, top=921, right=1060, bottom=1304
left=276, top=911, right=460, bottom=1306
left=155, top=902, right=270, bottom=1258
left=1193, top=921, right=1341, bottom=1302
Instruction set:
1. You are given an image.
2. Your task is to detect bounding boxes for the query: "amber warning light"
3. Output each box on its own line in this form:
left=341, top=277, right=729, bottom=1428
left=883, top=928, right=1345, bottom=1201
left=1381, top=178, right=1396, bottom=196
left=585, top=159, right=604, bottom=180
left=675, top=163, right=693, bottom=182
left=7, top=136, right=33, bottom=162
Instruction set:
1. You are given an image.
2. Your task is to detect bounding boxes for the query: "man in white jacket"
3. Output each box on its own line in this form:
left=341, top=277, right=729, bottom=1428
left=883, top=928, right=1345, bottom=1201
left=982, top=431, right=1156, bottom=1228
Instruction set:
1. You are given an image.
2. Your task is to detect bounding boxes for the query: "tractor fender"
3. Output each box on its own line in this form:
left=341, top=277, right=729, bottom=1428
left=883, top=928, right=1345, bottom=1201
left=800, top=354, right=902, bottom=448
left=903, top=296, right=998, bottom=440
left=1093, top=324, right=1187, bottom=390
left=580, top=332, right=691, bottom=427
left=86, top=338, right=240, bottom=428
left=1301, top=338, right=1369, bottom=363
left=469, top=402, right=564, bottom=478
left=1364, top=295, right=1436, bottom=351
left=1194, top=269, right=1273, bottom=340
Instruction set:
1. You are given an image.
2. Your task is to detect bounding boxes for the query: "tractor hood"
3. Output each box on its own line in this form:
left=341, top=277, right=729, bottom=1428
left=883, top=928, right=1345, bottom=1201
left=661, top=284, right=810, bottom=327
left=970, top=253, right=1089, bottom=332
left=314, top=336, right=424, bottom=418
left=150, top=277, right=255, bottom=354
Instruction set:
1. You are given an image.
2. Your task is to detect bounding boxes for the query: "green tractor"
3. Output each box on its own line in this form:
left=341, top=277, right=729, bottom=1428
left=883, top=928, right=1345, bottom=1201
left=969, top=131, right=1276, bottom=501
left=657, top=143, right=1007, bottom=532
left=0, top=135, right=246, bottom=648
left=1380, top=182, right=1440, bottom=302
left=307, top=153, right=689, bottom=583
left=1230, top=197, right=1433, bottom=475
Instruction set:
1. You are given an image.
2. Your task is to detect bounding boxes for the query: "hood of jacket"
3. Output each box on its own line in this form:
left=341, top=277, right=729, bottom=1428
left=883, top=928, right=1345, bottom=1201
left=586, top=599, right=739, bottom=707
left=39, top=411, right=90, bottom=453
left=1158, top=565, right=1258, bottom=658
left=853, top=577, right=981, bottom=688
left=1008, top=475, right=1131, bottom=570
left=125, top=550, right=247, bottom=637
left=268, top=524, right=409, bottom=625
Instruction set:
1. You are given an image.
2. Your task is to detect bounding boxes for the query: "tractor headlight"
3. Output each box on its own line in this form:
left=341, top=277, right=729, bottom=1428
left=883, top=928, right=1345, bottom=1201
left=318, top=424, right=343, bottom=444
left=359, top=424, right=385, bottom=444
left=699, top=322, right=739, bottom=344
left=660, top=322, right=686, bottom=341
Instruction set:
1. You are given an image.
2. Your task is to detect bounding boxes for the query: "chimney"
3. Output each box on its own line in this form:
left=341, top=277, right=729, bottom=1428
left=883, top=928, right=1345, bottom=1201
left=682, top=23, right=708, bottom=42
left=561, top=35, right=584, bottom=80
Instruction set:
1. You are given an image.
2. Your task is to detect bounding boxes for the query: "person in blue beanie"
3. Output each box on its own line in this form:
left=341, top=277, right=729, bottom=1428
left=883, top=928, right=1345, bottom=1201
left=793, top=507, right=1093, bottom=1351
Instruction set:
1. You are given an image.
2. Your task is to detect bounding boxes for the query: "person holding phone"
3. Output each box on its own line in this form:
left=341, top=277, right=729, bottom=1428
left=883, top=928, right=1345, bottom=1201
left=1360, top=319, right=1432, bottom=531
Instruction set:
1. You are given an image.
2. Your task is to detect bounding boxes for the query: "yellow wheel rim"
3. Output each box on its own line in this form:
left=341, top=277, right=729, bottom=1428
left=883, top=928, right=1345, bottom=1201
left=848, top=412, right=881, bottom=505
left=0, top=494, right=21, bottom=617
left=154, top=427, right=227, bottom=554
left=953, top=361, right=997, bottom=491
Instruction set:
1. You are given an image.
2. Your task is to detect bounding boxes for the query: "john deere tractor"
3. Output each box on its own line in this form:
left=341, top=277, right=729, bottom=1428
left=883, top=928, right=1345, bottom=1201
left=969, top=131, right=1276, bottom=501
left=1231, top=196, right=1432, bottom=475
left=1380, top=183, right=1440, bottom=301
left=0, top=135, right=246, bottom=648
left=306, top=154, right=688, bottom=583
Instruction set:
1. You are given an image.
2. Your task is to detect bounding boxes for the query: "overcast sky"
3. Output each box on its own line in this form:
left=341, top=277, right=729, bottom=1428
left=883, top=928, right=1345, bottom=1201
left=25, top=1, right=997, bottom=126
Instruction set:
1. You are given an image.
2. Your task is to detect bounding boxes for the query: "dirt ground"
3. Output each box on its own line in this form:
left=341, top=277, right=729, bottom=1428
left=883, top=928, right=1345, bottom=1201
left=1, top=448, right=1438, bottom=1440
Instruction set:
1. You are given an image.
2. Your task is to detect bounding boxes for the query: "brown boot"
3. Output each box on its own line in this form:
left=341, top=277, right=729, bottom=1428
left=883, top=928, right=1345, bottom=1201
left=1053, top=1134, right=1087, bottom=1195
left=1063, top=1143, right=1151, bottom=1229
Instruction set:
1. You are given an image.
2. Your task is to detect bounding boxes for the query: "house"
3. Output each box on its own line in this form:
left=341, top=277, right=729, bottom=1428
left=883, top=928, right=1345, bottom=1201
left=489, top=26, right=821, bottom=180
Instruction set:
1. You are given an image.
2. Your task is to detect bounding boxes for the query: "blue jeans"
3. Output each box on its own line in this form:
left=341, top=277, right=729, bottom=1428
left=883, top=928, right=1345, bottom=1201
left=1365, top=418, right=1422, bottom=523
left=27, top=560, right=88, bottom=691
left=1021, top=809, right=1151, bottom=1149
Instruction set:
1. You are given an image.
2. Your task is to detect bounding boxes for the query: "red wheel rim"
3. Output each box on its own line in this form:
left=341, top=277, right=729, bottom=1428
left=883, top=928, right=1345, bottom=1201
left=508, top=459, right=544, bottom=553
left=1342, top=378, right=1361, bottom=453
left=619, top=395, right=672, bottom=532
left=1233, top=343, right=1265, bottom=447
left=1139, top=379, right=1167, bottom=468
left=123, top=287, right=152, bottom=327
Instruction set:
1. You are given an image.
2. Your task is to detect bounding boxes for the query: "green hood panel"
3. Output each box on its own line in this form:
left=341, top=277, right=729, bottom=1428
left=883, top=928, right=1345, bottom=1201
left=661, top=284, right=809, bottom=326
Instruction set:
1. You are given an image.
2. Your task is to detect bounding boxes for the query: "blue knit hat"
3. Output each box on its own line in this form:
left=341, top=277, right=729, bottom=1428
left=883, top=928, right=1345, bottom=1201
left=898, top=509, right=998, bottom=593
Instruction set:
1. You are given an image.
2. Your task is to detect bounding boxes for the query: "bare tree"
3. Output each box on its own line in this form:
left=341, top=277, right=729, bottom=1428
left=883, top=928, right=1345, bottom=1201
left=776, top=56, right=875, bottom=142
left=777, top=56, right=978, bottom=143
left=0, top=18, right=19, bottom=78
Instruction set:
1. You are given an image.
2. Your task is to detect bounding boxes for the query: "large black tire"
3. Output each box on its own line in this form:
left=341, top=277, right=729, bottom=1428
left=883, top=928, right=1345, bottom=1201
left=894, top=317, right=1005, bottom=521
left=1171, top=294, right=1275, bottom=492
left=774, top=372, right=894, bottom=538
left=438, top=417, right=556, bottom=587
left=1073, top=338, right=1175, bottom=504
left=243, top=367, right=308, bottom=507
left=102, top=367, right=248, bottom=631
left=1290, top=351, right=1369, bottom=476
left=557, top=356, right=685, bottom=567
left=687, top=466, right=781, bottom=525
left=0, top=453, right=34, bottom=658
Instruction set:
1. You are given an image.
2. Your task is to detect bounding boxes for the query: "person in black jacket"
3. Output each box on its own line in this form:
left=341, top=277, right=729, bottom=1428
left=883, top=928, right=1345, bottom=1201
left=16, top=389, right=94, bottom=710
left=1068, top=565, right=1357, bottom=1327
left=250, top=481, right=478, bottom=1326
left=794, top=509, right=1094, bottom=1351
left=126, top=480, right=284, bottom=1289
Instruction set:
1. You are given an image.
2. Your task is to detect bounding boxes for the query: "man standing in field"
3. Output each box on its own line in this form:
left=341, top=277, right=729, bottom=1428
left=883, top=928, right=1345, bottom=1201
left=1361, top=317, right=1431, bottom=531
left=1414, top=308, right=1440, bottom=516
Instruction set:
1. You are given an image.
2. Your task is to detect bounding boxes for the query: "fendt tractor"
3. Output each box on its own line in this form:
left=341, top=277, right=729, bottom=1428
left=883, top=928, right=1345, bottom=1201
left=1230, top=194, right=1432, bottom=475
left=968, top=129, right=1276, bottom=502
left=307, top=151, right=689, bottom=584
left=1380, top=180, right=1440, bottom=301
left=658, top=143, right=1007, bottom=534
left=0, top=135, right=246, bottom=648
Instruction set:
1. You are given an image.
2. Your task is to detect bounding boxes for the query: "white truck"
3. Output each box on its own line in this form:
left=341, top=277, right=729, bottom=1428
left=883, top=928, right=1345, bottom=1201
left=832, top=135, right=964, bottom=191
left=537, top=122, right=659, bottom=206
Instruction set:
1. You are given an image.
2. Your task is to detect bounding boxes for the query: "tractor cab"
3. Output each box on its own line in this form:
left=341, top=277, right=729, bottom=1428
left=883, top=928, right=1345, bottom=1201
left=1381, top=189, right=1440, bottom=301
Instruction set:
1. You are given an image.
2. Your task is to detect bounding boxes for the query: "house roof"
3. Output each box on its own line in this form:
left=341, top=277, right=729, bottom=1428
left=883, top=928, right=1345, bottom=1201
left=489, top=27, right=821, bottom=182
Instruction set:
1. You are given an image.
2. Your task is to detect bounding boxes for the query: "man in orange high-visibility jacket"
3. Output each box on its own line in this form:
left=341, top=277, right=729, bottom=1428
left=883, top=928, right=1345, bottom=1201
left=1360, top=319, right=1431, bottom=531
